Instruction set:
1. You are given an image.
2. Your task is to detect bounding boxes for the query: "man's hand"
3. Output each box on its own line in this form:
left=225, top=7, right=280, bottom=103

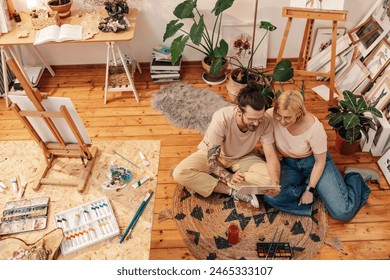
left=226, top=171, right=245, bottom=185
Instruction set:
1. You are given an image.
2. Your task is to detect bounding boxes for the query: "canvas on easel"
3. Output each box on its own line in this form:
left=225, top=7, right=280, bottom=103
left=5, top=52, right=97, bottom=193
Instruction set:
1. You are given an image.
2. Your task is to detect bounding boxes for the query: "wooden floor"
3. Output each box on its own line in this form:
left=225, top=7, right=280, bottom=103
left=0, top=63, right=389, bottom=260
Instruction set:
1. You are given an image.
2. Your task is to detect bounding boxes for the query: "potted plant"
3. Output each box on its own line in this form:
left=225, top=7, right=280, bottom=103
left=163, top=0, right=235, bottom=84
left=226, top=20, right=295, bottom=104
left=325, top=90, right=382, bottom=155
left=47, top=0, right=73, bottom=19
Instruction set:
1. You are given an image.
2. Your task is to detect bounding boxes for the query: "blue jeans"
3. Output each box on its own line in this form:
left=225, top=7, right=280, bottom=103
left=263, top=153, right=371, bottom=221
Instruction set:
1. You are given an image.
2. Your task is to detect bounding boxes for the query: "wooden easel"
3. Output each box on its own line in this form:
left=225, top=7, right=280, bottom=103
left=276, top=7, right=348, bottom=105
left=5, top=54, right=98, bottom=193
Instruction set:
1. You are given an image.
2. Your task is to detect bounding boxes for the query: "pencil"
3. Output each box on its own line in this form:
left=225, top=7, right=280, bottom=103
left=112, top=150, right=141, bottom=169
left=119, top=190, right=154, bottom=243
left=272, top=229, right=284, bottom=260
left=265, top=228, right=278, bottom=260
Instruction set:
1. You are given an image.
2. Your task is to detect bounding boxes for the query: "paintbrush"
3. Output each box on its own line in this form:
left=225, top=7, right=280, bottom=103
left=265, top=228, right=278, bottom=260
left=119, top=189, right=154, bottom=243
left=112, top=150, right=141, bottom=169
left=272, top=229, right=284, bottom=260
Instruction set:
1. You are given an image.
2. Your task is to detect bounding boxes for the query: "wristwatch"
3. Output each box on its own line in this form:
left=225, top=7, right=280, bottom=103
left=306, top=186, right=316, bottom=193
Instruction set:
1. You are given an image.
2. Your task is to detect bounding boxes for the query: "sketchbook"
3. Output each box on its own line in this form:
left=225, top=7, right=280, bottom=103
left=34, top=24, right=83, bottom=45
left=236, top=184, right=281, bottom=196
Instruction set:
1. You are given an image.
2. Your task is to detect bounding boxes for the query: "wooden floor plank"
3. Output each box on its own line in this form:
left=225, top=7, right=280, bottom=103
left=1, top=63, right=389, bottom=260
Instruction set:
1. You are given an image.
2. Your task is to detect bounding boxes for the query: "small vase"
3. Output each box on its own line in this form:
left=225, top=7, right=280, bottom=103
left=201, top=57, right=228, bottom=85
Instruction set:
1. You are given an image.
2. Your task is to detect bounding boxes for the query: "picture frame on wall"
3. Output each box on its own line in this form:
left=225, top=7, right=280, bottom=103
left=371, top=115, right=390, bottom=156
left=335, top=60, right=370, bottom=94
left=222, top=23, right=269, bottom=69
left=363, top=39, right=390, bottom=81
left=377, top=147, right=390, bottom=186
left=364, top=73, right=390, bottom=110
left=311, top=27, right=346, bottom=57
left=348, top=17, right=380, bottom=45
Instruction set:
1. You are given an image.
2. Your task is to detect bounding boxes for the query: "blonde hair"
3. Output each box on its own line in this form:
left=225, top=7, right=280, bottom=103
left=274, top=90, right=306, bottom=118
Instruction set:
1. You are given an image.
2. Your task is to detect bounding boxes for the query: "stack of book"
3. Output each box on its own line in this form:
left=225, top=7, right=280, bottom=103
left=150, top=44, right=181, bottom=83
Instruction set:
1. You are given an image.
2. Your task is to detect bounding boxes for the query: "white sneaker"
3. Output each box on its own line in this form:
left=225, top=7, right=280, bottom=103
left=231, top=190, right=259, bottom=208
left=344, top=166, right=380, bottom=182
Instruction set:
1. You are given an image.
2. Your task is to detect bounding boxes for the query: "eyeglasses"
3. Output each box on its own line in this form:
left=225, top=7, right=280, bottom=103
left=274, top=112, right=294, bottom=122
left=243, top=113, right=265, bottom=123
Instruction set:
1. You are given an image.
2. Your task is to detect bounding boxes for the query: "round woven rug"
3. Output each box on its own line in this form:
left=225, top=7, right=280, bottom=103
left=173, top=185, right=328, bottom=260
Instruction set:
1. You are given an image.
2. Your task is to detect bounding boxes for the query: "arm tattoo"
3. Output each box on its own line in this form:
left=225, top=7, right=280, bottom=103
left=207, top=145, right=232, bottom=182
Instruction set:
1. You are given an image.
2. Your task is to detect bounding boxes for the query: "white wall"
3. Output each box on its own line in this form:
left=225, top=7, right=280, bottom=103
left=12, top=0, right=379, bottom=65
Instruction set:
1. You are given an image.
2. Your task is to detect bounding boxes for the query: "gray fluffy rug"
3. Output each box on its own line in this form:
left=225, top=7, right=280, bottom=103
left=151, top=82, right=232, bottom=134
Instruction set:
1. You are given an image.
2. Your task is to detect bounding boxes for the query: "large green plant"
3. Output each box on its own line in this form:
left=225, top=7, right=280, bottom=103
left=163, top=0, right=235, bottom=76
left=325, top=90, right=382, bottom=144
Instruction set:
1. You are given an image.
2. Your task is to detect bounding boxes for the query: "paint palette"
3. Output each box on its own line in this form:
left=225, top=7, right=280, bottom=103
left=54, top=197, right=119, bottom=256
left=256, top=242, right=293, bottom=259
left=0, top=196, right=49, bottom=235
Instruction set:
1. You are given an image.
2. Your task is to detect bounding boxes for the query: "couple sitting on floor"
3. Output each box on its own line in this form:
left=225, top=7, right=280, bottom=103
left=173, top=84, right=379, bottom=221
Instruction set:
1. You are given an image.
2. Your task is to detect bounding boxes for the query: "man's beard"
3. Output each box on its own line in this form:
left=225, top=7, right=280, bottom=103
left=247, top=123, right=258, bottom=132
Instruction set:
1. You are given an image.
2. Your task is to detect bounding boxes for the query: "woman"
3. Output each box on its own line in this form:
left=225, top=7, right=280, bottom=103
left=263, top=90, right=378, bottom=221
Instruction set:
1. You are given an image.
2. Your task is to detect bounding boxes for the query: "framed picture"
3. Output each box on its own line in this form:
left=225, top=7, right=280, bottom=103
left=222, top=23, right=269, bottom=69
left=311, top=27, right=346, bottom=57
left=372, top=0, right=390, bottom=29
left=364, top=73, right=390, bottom=110
left=371, top=115, right=390, bottom=156
left=363, top=39, right=390, bottom=81
left=348, top=17, right=380, bottom=45
left=377, top=147, right=390, bottom=186
left=289, top=0, right=345, bottom=10
left=335, top=60, right=370, bottom=94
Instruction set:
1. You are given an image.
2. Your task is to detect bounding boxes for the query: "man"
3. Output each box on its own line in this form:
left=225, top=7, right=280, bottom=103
left=173, top=83, right=280, bottom=208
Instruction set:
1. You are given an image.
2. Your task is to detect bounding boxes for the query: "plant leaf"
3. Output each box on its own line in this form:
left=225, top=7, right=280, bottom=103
left=261, top=86, right=274, bottom=107
left=273, top=60, right=294, bottom=81
left=328, top=114, right=344, bottom=126
left=190, top=15, right=204, bottom=45
left=342, top=90, right=357, bottom=110
left=365, top=106, right=383, bottom=118
left=173, top=0, right=196, bottom=19
left=356, top=98, right=367, bottom=112
left=214, top=39, right=228, bottom=57
left=345, top=127, right=361, bottom=144
left=170, top=35, right=189, bottom=64
left=212, top=0, right=235, bottom=16
left=259, top=21, right=277, bottom=31
left=209, top=57, right=223, bottom=76
left=343, top=113, right=359, bottom=130
left=163, top=20, right=184, bottom=41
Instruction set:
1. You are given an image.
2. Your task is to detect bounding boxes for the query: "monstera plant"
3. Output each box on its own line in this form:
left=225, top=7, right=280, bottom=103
left=163, top=0, right=235, bottom=81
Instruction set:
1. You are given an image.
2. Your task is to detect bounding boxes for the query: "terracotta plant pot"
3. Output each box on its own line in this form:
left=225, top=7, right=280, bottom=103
left=226, top=68, right=247, bottom=103
left=335, top=132, right=361, bottom=155
left=201, top=57, right=228, bottom=85
left=48, top=0, right=73, bottom=19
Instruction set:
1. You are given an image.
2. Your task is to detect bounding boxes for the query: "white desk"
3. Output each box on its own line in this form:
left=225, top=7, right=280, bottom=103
left=0, top=8, right=140, bottom=106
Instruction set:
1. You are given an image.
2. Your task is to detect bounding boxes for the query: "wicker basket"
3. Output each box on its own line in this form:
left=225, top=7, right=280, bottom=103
left=31, top=10, right=60, bottom=30
left=108, top=63, right=135, bottom=87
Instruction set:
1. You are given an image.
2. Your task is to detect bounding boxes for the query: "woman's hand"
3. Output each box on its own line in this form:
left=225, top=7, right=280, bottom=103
left=299, top=191, right=314, bottom=205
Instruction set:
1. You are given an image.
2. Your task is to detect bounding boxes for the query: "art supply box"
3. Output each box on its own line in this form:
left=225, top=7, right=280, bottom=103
left=54, top=197, right=119, bottom=256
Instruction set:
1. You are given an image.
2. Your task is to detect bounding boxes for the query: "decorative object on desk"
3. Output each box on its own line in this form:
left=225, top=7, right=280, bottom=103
left=152, top=82, right=231, bottom=135
left=99, top=0, right=130, bottom=33
left=170, top=185, right=328, bottom=260
left=30, top=9, right=60, bottom=30
left=13, top=12, right=21, bottom=22
left=326, top=90, right=382, bottom=155
left=163, top=0, right=236, bottom=84
left=102, top=164, right=133, bottom=190
left=47, top=0, right=73, bottom=19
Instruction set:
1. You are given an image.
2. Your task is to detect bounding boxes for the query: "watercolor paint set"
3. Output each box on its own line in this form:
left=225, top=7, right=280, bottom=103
left=0, top=196, right=50, bottom=235
left=54, top=197, right=119, bottom=256
left=256, top=242, right=293, bottom=259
